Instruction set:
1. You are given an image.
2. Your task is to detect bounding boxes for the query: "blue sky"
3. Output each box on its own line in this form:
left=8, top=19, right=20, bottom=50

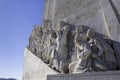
left=0, top=0, right=44, bottom=80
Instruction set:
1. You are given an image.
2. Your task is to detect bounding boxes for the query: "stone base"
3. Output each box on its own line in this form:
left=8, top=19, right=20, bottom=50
left=47, top=71, right=120, bottom=80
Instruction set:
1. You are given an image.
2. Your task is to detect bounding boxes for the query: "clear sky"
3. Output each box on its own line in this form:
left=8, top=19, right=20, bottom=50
left=0, top=0, right=44, bottom=80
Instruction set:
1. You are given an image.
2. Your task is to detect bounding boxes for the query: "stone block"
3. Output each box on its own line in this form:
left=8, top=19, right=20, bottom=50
left=47, top=71, right=120, bottom=80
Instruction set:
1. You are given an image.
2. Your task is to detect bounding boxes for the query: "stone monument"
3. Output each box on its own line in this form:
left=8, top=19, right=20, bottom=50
left=23, top=0, right=120, bottom=80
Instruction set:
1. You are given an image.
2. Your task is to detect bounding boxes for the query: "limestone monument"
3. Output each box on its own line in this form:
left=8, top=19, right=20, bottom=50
left=23, top=0, right=120, bottom=80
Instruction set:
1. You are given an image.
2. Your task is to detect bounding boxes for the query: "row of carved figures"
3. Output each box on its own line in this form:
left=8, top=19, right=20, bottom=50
left=28, top=20, right=120, bottom=74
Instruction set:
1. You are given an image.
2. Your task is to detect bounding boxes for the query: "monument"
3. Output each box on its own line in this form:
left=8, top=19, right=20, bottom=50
left=23, top=0, right=120, bottom=80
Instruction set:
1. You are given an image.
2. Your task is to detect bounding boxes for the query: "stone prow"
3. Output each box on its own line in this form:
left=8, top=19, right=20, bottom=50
left=23, top=48, right=59, bottom=80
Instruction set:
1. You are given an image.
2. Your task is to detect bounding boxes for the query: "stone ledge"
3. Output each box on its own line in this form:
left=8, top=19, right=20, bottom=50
left=47, top=71, right=120, bottom=80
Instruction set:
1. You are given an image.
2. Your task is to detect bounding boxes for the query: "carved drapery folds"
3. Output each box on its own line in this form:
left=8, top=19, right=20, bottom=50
left=28, top=19, right=120, bottom=74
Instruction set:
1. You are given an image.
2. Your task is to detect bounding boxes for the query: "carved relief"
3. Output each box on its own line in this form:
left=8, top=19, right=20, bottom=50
left=28, top=19, right=119, bottom=74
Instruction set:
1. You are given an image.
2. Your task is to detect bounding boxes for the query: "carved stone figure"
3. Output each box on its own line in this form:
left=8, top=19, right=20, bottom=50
left=74, top=25, right=84, bottom=60
left=75, top=33, right=94, bottom=73
left=28, top=25, right=43, bottom=56
left=48, top=30, right=57, bottom=67
left=53, top=24, right=69, bottom=73
left=41, top=19, right=52, bottom=63
left=87, top=28, right=117, bottom=71
left=69, top=26, right=84, bottom=73
left=42, top=19, right=50, bottom=29
left=69, top=26, right=93, bottom=73
left=59, top=20, right=68, bottom=30
left=28, top=21, right=120, bottom=73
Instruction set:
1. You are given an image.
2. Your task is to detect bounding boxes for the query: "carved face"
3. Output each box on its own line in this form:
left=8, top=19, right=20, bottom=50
left=80, top=33, right=87, bottom=41
left=87, top=28, right=95, bottom=38
left=76, top=33, right=87, bottom=43
left=76, top=25, right=83, bottom=33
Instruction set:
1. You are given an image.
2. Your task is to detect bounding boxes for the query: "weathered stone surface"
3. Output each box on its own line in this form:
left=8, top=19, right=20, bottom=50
left=23, top=48, right=59, bottom=80
left=47, top=71, right=120, bottom=80
left=23, top=0, right=120, bottom=79
left=26, top=0, right=120, bottom=73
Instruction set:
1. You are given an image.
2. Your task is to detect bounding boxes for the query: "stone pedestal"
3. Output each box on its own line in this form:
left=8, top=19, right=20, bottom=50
left=47, top=71, right=120, bottom=80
